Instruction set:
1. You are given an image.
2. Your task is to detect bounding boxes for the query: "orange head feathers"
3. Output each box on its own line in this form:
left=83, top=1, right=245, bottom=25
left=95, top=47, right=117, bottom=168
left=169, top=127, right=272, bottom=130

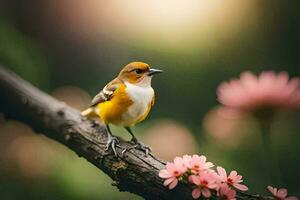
left=118, top=62, right=162, bottom=84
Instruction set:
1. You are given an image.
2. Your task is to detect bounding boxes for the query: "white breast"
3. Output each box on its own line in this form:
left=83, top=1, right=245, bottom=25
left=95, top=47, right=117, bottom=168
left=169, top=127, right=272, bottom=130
left=122, top=82, right=154, bottom=126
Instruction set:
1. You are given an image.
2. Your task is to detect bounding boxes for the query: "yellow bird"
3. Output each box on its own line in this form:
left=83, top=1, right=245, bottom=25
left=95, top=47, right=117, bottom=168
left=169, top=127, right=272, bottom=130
left=81, top=62, right=162, bottom=156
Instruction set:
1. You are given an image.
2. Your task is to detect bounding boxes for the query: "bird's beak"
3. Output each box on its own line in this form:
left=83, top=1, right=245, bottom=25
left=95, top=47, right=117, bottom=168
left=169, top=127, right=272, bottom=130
left=148, top=68, right=163, bottom=76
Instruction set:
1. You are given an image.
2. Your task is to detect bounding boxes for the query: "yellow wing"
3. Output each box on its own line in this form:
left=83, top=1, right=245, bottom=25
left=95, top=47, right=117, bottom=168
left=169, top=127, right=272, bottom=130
left=81, top=78, right=123, bottom=117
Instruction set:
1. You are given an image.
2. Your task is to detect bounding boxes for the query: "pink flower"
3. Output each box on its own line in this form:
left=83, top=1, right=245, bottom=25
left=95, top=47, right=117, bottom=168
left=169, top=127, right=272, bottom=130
left=190, top=172, right=218, bottom=199
left=217, top=71, right=300, bottom=114
left=217, top=166, right=248, bottom=191
left=183, top=154, right=214, bottom=174
left=159, top=157, right=187, bottom=189
left=267, top=186, right=298, bottom=200
left=219, top=184, right=237, bottom=200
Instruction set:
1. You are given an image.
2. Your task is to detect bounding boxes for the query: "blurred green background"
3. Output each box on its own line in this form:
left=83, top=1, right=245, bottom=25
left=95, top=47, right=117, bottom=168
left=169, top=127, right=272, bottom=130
left=0, top=0, right=299, bottom=199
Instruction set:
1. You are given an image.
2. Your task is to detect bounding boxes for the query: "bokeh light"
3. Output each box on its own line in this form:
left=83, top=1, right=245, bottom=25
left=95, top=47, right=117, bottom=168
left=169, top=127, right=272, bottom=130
left=40, top=0, right=259, bottom=51
left=143, top=120, right=196, bottom=161
left=203, top=106, right=251, bottom=147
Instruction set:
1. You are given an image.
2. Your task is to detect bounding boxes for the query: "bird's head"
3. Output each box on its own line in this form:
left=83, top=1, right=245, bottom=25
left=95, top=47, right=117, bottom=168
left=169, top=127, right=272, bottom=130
left=118, top=62, right=162, bottom=86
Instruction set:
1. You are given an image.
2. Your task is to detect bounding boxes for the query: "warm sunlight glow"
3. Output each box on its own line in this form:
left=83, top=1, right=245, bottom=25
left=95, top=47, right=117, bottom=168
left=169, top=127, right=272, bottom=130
left=43, top=0, right=259, bottom=50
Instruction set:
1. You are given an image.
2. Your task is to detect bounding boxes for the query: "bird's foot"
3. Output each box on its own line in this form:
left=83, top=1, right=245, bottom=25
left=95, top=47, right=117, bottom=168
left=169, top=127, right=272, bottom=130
left=121, top=139, right=152, bottom=156
left=134, top=141, right=152, bottom=156
left=105, top=136, right=119, bottom=156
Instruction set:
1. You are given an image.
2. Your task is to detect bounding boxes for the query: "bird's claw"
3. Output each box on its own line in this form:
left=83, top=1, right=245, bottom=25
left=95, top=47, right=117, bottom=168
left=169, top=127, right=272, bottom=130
left=137, top=141, right=152, bottom=156
left=122, top=140, right=152, bottom=157
left=105, top=136, right=119, bottom=156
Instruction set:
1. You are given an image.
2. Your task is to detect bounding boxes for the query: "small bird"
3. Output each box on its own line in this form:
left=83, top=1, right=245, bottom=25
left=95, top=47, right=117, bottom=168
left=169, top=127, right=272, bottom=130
left=81, top=62, right=162, bottom=156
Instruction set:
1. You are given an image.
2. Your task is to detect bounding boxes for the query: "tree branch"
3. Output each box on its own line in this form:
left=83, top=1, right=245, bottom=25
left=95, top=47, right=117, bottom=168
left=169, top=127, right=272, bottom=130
left=0, top=65, right=269, bottom=200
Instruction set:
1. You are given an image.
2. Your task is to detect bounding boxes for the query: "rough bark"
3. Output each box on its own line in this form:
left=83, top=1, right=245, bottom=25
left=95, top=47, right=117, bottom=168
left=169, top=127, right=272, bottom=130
left=0, top=65, right=269, bottom=200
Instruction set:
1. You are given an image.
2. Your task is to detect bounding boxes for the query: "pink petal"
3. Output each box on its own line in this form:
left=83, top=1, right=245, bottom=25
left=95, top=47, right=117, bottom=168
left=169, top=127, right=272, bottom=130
left=182, top=155, right=192, bottom=167
left=166, top=162, right=176, bottom=171
left=228, top=189, right=237, bottom=199
left=208, top=183, right=218, bottom=190
left=217, top=166, right=227, bottom=180
left=267, top=186, right=277, bottom=196
left=159, top=169, right=172, bottom=178
left=205, top=162, right=214, bottom=169
left=202, top=188, right=212, bottom=198
left=192, top=188, right=201, bottom=199
left=199, top=155, right=207, bottom=163
left=173, top=157, right=187, bottom=172
left=229, top=171, right=238, bottom=180
left=191, top=175, right=201, bottom=185
left=235, top=175, right=243, bottom=182
left=233, top=183, right=248, bottom=191
left=188, top=175, right=194, bottom=183
left=174, top=157, right=183, bottom=166
left=240, top=71, right=257, bottom=83
left=277, top=188, right=288, bottom=199
left=168, top=179, right=178, bottom=189
left=163, top=177, right=176, bottom=186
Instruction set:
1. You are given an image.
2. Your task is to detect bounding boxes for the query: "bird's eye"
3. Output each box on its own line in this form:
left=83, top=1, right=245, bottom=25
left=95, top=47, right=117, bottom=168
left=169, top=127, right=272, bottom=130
left=135, top=69, right=143, bottom=74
